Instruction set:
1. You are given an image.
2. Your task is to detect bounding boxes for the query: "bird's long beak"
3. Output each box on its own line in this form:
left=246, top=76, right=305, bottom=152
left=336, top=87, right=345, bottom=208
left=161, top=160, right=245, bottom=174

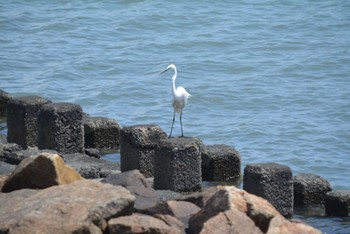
left=159, top=67, right=170, bottom=75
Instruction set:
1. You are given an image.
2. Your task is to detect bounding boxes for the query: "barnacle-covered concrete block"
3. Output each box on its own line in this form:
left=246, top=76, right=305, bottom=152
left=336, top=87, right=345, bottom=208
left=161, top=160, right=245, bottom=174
left=243, top=163, right=293, bottom=218
left=154, top=137, right=203, bottom=193
left=325, top=190, right=350, bottom=217
left=38, top=102, right=84, bottom=154
left=120, top=124, right=167, bottom=178
left=7, top=96, right=52, bottom=148
left=84, top=116, right=121, bottom=150
left=294, top=173, right=331, bottom=206
left=201, top=144, right=241, bottom=181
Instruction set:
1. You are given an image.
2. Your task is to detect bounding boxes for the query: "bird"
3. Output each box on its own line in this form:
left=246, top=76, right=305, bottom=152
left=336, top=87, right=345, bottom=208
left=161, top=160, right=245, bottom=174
left=160, top=64, right=191, bottom=138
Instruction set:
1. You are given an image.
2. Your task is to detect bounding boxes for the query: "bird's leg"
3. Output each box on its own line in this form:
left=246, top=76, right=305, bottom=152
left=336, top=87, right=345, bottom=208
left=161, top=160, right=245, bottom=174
left=169, top=110, right=175, bottom=138
left=180, top=109, right=184, bottom=137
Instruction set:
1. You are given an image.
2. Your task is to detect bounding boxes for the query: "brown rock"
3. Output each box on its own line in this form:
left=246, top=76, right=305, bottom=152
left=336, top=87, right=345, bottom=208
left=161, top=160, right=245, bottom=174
left=199, top=209, right=263, bottom=234
left=142, top=200, right=200, bottom=230
left=128, top=185, right=159, bottom=212
left=166, top=200, right=201, bottom=224
left=108, top=213, right=182, bottom=234
left=188, top=187, right=252, bottom=234
left=102, top=170, right=159, bottom=212
left=267, top=215, right=322, bottom=234
left=176, top=186, right=220, bottom=208
left=0, top=175, right=8, bottom=190
left=152, top=214, right=185, bottom=232
left=188, top=186, right=320, bottom=234
left=242, top=190, right=281, bottom=232
left=101, top=169, right=151, bottom=188
left=0, top=180, right=135, bottom=233
left=1, top=152, right=83, bottom=192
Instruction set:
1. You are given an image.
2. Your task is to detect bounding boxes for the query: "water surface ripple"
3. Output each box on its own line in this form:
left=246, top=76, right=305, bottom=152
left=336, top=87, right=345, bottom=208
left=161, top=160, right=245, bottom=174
left=1, top=1, right=350, bottom=232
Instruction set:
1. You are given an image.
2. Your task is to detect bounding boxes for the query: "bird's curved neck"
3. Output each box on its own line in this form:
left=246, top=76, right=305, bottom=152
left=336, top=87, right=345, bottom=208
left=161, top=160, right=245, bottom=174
left=172, top=68, right=177, bottom=94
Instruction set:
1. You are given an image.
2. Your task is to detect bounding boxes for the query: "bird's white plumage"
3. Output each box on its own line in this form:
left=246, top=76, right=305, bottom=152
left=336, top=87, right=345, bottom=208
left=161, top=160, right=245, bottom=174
left=161, top=64, right=191, bottom=137
left=173, top=86, right=191, bottom=113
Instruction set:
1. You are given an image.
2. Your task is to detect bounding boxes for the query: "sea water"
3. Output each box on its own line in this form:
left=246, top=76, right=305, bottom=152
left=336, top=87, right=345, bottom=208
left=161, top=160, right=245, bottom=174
left=1, top=1, right=350, bottom=232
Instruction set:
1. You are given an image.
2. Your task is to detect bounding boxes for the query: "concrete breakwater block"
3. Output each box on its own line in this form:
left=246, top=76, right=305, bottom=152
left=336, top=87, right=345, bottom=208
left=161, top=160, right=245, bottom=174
left=120, top=124, right=167, bottom=178
left=6, top=96, right=52, bottom=149
left=294, top=173, right=332, bottom=206
left=325, top=190, right=350, bottom=217
left=201, top=144, right=241, bottom=181
left=38, top=102, right=84, bottom=154
left=154, top=137, right=203, bottom=193
left=0, top=89, right=12, bottom=117
left=84, top=116, right=122, bottom=150
left=243, top=163, right=293, bottom=218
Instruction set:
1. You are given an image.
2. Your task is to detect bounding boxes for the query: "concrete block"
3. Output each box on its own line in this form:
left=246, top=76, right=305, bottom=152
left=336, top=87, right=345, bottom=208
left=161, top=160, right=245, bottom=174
left=325, top=190, right=350, bottom=217
left=154, top=137, right=203, bottom=193
left=120, top=124, right=167, bottom=178
left=294, top=173, right=331, bottom=206
left=6, top=96, right=52, bottom=148
left=201, top=144, right=241, bottom=181
left=243, top=163, right=293, bottom=218
left=0, top=89, right=12, bottom=117
left=84, top=116, right=121, bottom=150
left=38, top=102, right=84, bottom=154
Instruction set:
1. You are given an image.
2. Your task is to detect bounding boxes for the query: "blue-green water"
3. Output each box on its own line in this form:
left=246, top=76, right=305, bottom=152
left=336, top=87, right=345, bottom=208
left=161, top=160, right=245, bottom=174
left=1, top=1, right=350, bottom=232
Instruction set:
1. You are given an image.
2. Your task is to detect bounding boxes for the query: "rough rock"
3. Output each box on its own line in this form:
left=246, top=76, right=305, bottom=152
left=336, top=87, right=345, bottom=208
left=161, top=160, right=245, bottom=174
left=243, top=163, right=294, bottom=218
left=201, top=144, right=241, bottom=181
left=154, top=137, right=203, bottom=192
left=198, top=208, right=263, bottom=234
left=187, top=186, right=321, bottom=234
left=0, top=180, right=135, bottom=233
left=175, top=186, right=221, bottom=208
left=156, top=190, right=182, bottom=202
left=85, top=147, right=101, bottom=158
left=0, top=175, right=8, bottom=190
left=294, top=173, right=332, bottom=206
left=0, top=142, right=22, bottom=158
left=7, top=95, right=52, bottom=148
left=0, top=161, right=16, bottom=175
left=102, top=170, right=158, bottom=212
left=142, top=200, right=201, bottom=229
left=108, top=213, right=183, bottom=234
left=101, top=169, right=151, bottom=188
left=0, top=89, right=12, bottom=116
left=166, top=200, right=201, bottom=225
left=2, top=152, right=83, bottom=192
left=2, top=148, right=57, bottom=165
left=120, top=124, right=167, bottom=177
left=267, top=215, right=322, bottom=234
left=188, top=186, right=265, bottom=234
left=62, top=153, right=120, bottom=179
left=325, top=190, right=350, bottom=217
left=38, top=102, right=84, bottom=154
left=84, top=116, right=122, bottom=150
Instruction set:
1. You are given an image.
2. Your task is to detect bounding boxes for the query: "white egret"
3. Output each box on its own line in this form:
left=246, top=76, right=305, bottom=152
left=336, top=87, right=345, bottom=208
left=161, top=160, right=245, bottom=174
left=160, top=64, right=191, bottom=138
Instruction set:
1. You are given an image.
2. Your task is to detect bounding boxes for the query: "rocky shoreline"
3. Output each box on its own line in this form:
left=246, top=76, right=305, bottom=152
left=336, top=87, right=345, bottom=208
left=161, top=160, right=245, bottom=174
left=0, top=89, right=349, bottom=233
